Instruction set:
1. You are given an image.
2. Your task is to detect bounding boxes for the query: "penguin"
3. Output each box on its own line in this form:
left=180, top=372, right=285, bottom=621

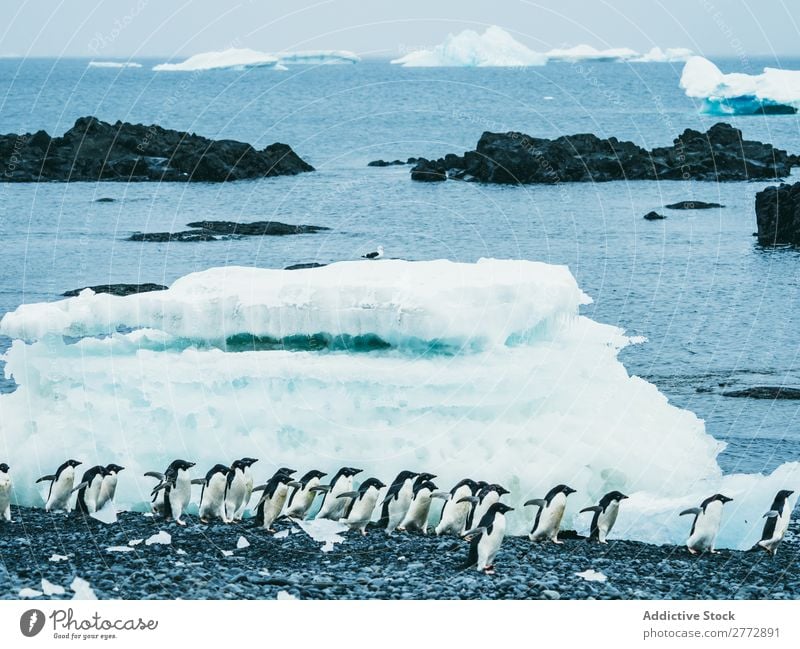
left=37, top=459, right=82, bottom=512
left=433, top=478, right=481, bottom=536
left=315, top=467, right=363, bottom=520
left=0, top=463, right=11, bottom=522
left=145, top=459, right=195, bottom=526
left=252, top=470, right=295, bottom=532
left=462, top=503, right=514, bottom=575
left=194, top=464, right=231, bottom=523
left=339, top=478, right=387, bottom=534
left=362, top=245, right=384, bottom=260
left=467, top=483, right=510, bottom=531
left=377, top=470, right=419, bottom=532
left=579, top=490, right=628, bottom=543
left=224, top=457, right=259, bottom=521
left=96, top=464, right=124, bottom=511
left=414, top=472, right=437, bottom=488
left=284, top=469, right=327, bottom=519
left=525, top=484, right=576, bottom=543
left=72, top=465, right=107, bottom=515
left=398, top=479, right=438, bottom=533
left=757, top=489, right=795, bottom=556
left=680, top=493, right=733, bottom=554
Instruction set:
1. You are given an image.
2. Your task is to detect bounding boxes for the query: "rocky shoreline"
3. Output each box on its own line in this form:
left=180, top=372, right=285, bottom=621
left=0, top=117, right=313, bottom=182
left=410, top=123, right=797, bottom=184
left=1, top=507, right=797, bottom=600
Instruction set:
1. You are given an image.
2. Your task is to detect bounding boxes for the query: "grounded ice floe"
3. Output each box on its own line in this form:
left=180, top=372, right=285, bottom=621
left=153, top=47, right=359, bottom=72
left=0, top=259, right=798, bottom=549
left=680, top=56, right=800, bottom=115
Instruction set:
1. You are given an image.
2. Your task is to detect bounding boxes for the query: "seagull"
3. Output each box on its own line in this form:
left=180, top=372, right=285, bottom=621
left=362, top=245, right=384, bottom=260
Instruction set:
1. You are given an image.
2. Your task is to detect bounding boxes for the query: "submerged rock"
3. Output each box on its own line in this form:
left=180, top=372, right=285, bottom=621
left=755, top=182, right=800, bottom=246
left=411, top=123, right=795, bottom=184
left=62, top=283, right=168, bottom=297
left=128, top=220, right=330, bottom=242
left=0, top=116, right=313, bottom=182
left=368, top=158, right=418, bottom=167
left=722, top=386, right=800, bottom=399
left=643, top=211, right=666, bottom=220
left=665, top=200, right=724, bottom=210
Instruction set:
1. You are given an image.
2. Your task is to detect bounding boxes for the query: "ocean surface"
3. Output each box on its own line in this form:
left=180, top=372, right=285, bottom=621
left=1, top=57, right=799, bottom=475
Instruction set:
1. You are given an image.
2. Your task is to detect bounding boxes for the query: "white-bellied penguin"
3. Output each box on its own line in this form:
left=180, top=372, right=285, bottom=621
left=96, top=463, right=124, bottom=511
left=225, top=457, right=258, bottom=521
left=579, top=490, right=628, bottom=543
left=467, top=483, right=510, bottom=530
left=252, top=469, right=295, bottom=532
left=399, top=479, right=438, bottom=533
left=433, top=478, right=481, bottom=536
left=315, top=467, right=363, bottom=520
left=195, top=464, right=231, bottom=523
left=340, top=477, right=387, bottom=534
left=284, top=469, right=327, bottom=519
left=462, top=502, right=514, bottom=574
left=526, top=484, right=576, bottom=543
left=37, top=459, right=82, bottom=513
left=73, top=465, right=107, bottom=515
left=680, top=493, right=732, bottom=554
left=145, top=459, right=196, bottom=526
left=0, top=463, right=11, bottom=522
left=377, top=470, right=419, bottom=532
left=757, top=489, right=795, bottom=556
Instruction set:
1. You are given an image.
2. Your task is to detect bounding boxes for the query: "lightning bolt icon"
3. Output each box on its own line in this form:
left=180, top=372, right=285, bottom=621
left=28, top=611, right=38, bottom=632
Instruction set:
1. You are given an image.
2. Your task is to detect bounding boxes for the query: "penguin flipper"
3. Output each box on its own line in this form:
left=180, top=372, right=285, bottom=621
left=376, top=499, right=390, bottom=529
left=71, top=481, right=89, bottom=493
left=150, top=480, right=173, bottom=496
left=144, top=471, right=164, bottom=480
left=190, top=479, right=206, bottom=485
left=36, top=475, right=56, bottom=483
left=336, top=491, right=359, bottom=499
left=524, top=498, right=546, bottom=508
left=309, top=486, right=331, bottom=493
left=430, top=491, right=450, bottom=500
left=580, top=505, right=602, bottom=514
left=457, top=496, right=479, bottom=504
left=462, top=534, right=481, bottom=569
left=679, top=507, right=702, bottom=517
left=461, top=526, right=487, bottom=539
left=763, top=510, right=780, bottom=518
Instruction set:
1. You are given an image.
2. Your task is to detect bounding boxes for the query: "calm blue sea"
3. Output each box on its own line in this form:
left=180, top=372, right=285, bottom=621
left=1, top=57, right=799, bottom=474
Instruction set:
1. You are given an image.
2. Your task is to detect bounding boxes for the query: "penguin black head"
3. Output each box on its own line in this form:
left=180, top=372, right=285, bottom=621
left=775, top=489, right=795, bottom=500
left=209, top=464, right=230, bottom=475
left=713, top=494, right=733, bottom=504
left=476, top=480, right=489, bottom=490
left=273, top=467, right=296, bottom=478
left=300, top=469, right=327, bottom=483
left=169, top=459, right=195, bottom=472
left=241, top=457, right=258, bottom=467
left=394, top=470, right=418, bottom=483
left=491, top=484, right=510, bottom=496
left=345, top=467, right=363, bottom=477
left=67, top=459, right=82, bottom=468
left=360, top=477, right=387, bottom=492
left=490, top=502, right=514, bottom=515
left=604, top=490, right=628, bottom=502
left=414, top=480, right=437, bottom=494
left=559, top=485, right=576, bottom=495
left=416, top=472, right=436, bottom=483
left=105, top=463, right=124, bottom=474
left=0, top=463, right=9, bottom=472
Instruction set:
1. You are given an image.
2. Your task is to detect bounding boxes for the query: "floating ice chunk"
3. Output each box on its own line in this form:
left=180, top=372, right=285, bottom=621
left=90, top=501, right=117, bottom=524
left=392, top=26, right=547, bottom=67
left=128, top=539, right=143, bottom=546
left=236, top=536, right=250, bottom=549
left=296, top=519, right=348, bottom=552
left=70, top=577, right=97, bottom=600
left=41, top=578, right=66, bottom=595
left=88, top=61, right=142, bottom=69
left=19, top=588, right=43, bottom=598
left=153, top=48, right=281, bottom=72
left=277, top=591, right=298, bottom=600
left=680, top=56, right=800, bottom=114
left=545, top=44, right=639, bottom=62
left=221, top=550, right=234, bottom=557
left=145, top=531, right=172, bottom=545
left=106, top=546, right=135, bottom=553
left=632, top=47, right=693, bottom=63
left=48, top=554, right=69, bottom=562
left=575, top=569, right=607, bottom=582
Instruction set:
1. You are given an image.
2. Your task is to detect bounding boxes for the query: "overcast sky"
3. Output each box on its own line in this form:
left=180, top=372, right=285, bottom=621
left=1, top=0, right=798, bottom=60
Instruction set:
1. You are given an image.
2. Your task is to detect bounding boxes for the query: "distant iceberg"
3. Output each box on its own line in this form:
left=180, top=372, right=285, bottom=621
left=545, top=44, right=639, bottom=63
left=88, top=61, right=143, bottom=69
left=680, top=56, right=800, bottom=115
left=391, top=26, right=547, bottom=67
left=153, top=47, right=359, bottom=72
left=632, top=46, right=693, bottom=63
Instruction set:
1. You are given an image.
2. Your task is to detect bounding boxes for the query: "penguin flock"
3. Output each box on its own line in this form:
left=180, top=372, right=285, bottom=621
left=0, top=460, right=795, bottom=574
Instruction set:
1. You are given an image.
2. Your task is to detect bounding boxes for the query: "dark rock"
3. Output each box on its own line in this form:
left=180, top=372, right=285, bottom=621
left=368, top=159, right=406, bottom=167
left=128, top=231, right=218, bottom=242
left=722, top=386, right=800, bottom=399
left=284, top=262, right=327, bottom=270
left=62, top=283, right=168, bottom=297
left=411, top=123, right=795, bottom=184
left=185, top=220, right=329, bottom=236
left=643, top=211, right=667, bottom=220
left=665, top=201, right=724, bottom=210
left=0, top=116, right=314, bottom=183
left=95, top=197, right=117, bottom=203
left=753, top=104, right=797, bottom=115
left=755, top=182, right=800, bottom=245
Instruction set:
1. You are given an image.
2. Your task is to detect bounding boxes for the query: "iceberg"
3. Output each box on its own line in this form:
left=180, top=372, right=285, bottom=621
left=88, top=61, right=142, bottom=69
left=391, top=26, right=547, bottom=67
left=153, top=48, right=359, bottom=72
left=680, top=56, right=800, bottom=115
left=545, top=44, right=639, bottom=62
left=632, top=47, right=693, bottom=63
left=1, top=259, right=798, bottom=548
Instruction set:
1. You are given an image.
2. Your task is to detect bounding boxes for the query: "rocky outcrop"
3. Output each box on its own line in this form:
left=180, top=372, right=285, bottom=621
left=723, top=386, right=800, bottom=399
left=665, top=200, right=724, bottom=210
left=368, top=158, right=418, bottom=167
left=128, top=220, right=329, bottom=242
left=643, top=211, right=666, bottom=220
left=62, top=283, right=168, bottom=297
left=755, top=182, right=800, bottom=246
left=411, top=123, right=795, bottom=184
left=0, top=116, right=313, bottom=182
